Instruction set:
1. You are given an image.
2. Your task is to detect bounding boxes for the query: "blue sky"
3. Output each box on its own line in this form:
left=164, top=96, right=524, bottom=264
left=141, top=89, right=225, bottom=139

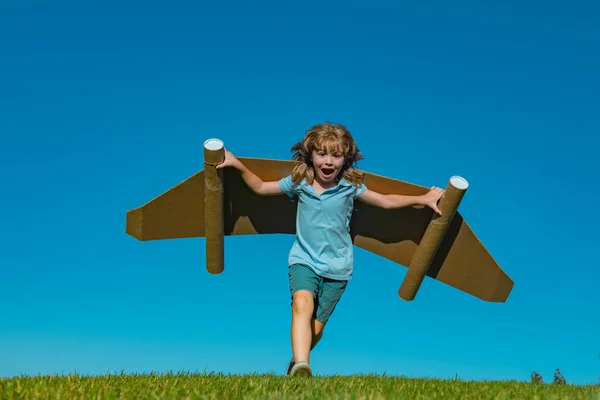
left=1, top=0, right=599, bottom=386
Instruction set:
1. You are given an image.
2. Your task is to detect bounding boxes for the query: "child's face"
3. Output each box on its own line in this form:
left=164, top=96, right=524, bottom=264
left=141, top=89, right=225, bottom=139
left=311, top=146, right=345, bottom=184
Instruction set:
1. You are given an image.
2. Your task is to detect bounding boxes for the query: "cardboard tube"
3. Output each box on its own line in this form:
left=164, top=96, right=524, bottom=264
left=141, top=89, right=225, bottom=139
left=398, top=176, right=469, bottom=301
left=204, top=138, right=225, bottom=274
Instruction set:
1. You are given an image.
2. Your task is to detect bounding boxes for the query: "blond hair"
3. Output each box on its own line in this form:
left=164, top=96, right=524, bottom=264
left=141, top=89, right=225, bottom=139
left=289, top=122, right=364, bottom=185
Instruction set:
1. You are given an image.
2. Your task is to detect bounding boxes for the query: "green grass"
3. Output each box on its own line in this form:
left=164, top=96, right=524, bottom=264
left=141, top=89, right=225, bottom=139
left=1, top=372, right=599, bottom=399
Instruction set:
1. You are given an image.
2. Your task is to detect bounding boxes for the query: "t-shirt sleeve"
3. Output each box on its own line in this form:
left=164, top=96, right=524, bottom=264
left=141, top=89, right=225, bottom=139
left=354, top=183, right=367, bottom=199
left=278, top=175, right=297, bottom=198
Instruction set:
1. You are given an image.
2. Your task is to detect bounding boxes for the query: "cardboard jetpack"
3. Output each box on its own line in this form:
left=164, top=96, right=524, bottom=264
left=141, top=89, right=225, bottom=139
left=126, top=139, right=514, bottom=303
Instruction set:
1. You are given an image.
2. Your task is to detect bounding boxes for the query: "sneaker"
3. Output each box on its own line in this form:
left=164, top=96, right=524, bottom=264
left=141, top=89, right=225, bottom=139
left=286, top=357, right=294, bottom=375
left=289, top=361, right=312, bottom=377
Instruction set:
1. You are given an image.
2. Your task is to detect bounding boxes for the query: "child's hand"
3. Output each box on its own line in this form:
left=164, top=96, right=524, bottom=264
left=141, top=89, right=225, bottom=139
left=216, top=149, right=238, bottom=169
left=422, top=186, right=445, bottom=216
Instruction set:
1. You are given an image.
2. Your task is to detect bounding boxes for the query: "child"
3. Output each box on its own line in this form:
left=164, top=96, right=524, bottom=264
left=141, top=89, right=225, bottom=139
left=216, top=122, right=444, bottom=377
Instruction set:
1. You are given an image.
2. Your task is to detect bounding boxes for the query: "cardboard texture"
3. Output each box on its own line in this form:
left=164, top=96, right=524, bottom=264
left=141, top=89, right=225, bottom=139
left=126, top=153, right=513, bottom=303
left=203, top=139, right=225, bottom=274
left=398, top=176, right=468, bottom=301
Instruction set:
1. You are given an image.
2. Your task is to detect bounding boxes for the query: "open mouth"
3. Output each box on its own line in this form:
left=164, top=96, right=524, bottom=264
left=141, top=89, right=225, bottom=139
left=321, top=167, right=335, bottom=178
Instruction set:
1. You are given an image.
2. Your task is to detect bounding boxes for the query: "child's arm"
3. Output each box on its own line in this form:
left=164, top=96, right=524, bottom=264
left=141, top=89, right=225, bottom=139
left=215, top=150, right=283, bottom=195
left=357, top=187, right=444, bottom=215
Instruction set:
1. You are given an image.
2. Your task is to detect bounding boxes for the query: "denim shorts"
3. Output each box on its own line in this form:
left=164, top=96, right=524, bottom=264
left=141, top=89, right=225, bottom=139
left=288, top=263, right=348, bottom=324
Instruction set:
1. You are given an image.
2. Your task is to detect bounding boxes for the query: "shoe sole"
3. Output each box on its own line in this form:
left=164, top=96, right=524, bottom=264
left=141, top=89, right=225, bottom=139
left=290, top=362, right=312, bottom=377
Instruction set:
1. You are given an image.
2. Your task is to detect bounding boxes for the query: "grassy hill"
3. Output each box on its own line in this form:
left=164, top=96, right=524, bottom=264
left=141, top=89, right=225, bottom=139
left=2, top=372, right=599, bottom=399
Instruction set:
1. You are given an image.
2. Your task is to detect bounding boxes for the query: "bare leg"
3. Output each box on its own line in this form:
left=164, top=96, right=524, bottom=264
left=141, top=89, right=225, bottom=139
left=311, top=318, right=325, bottom=350
left=286, top=307, right=327, bottom=375
left=291, top=290, right=314, bottom=364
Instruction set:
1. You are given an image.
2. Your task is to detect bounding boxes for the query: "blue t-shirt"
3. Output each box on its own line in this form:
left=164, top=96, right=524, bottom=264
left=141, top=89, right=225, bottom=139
left=278, top=175, right=367, bottom=280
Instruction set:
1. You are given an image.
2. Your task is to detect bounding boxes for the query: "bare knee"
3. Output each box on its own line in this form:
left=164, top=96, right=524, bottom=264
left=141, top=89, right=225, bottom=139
left=292, top=291, right=314, bottom=316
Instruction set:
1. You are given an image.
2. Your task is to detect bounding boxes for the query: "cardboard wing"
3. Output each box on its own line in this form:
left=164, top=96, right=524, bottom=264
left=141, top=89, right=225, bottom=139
left=126, top=144, right=514, bottom=303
